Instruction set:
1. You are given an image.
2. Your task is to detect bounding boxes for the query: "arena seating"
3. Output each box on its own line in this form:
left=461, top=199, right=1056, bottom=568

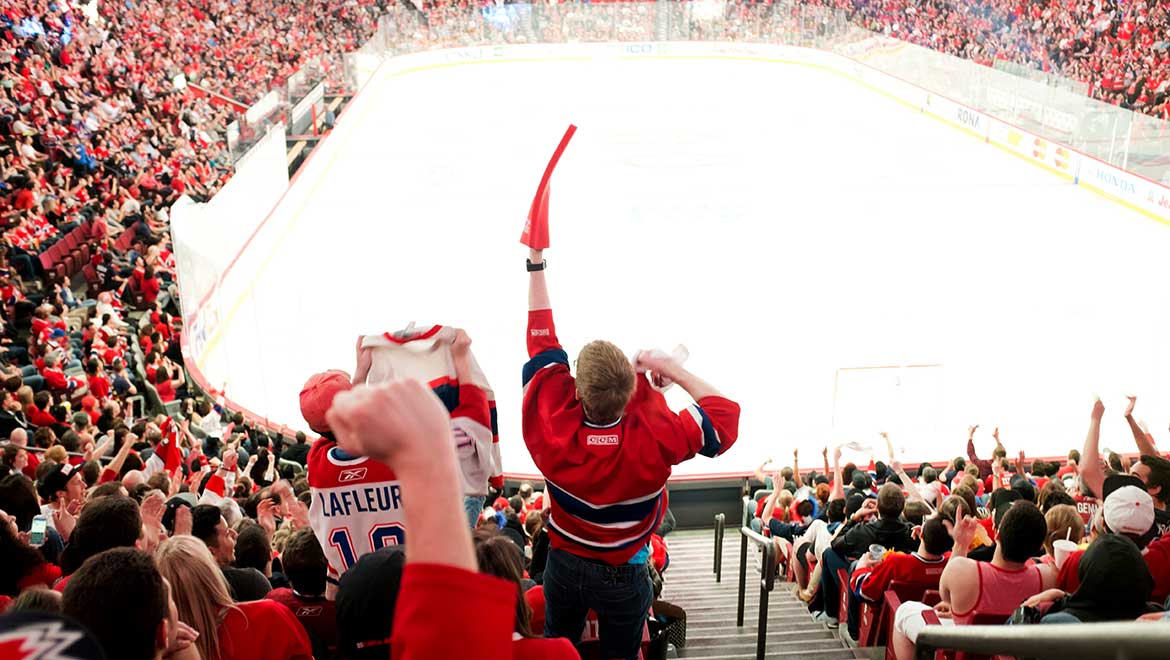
left=2, top=1, right=1170, bottom=659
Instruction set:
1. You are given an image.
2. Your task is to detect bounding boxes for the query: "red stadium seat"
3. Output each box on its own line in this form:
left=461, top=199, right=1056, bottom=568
left=837, top=567, right=849, bottom=625
left=860, top=581, right=936, bottom=648
left=919, top=608, right=1012, bottom=660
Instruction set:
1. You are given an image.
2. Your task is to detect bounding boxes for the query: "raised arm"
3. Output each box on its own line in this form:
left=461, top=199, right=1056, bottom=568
left=822, top=447, right=830, bottom=483
left=754, top=457, right=773, bottom=485
left=830, top=445, right=845, bottom=501
left=792, top=449, right=804, bottom=489
left=1125, top=396, right=1161, bottom=458
left=1079, top=399, right=1106, bottom=500
left=528, top=248, right=549, bottom=311
left=761, top=476, right=782, bottom=524
left=892, top=458, right=930, bottom=509
left=661, top=362, right=724, bottom=401
left=329, top=380, right=476, bottom=570
left=966, top=424, right=981, bottom=463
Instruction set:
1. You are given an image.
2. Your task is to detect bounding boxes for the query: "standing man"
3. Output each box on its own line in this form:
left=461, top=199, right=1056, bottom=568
left=522, top=247, right=740, bottom=659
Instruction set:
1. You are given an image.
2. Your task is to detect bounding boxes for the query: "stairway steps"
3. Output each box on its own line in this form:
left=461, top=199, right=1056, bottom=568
left=660, top=530, right=860, bottom=660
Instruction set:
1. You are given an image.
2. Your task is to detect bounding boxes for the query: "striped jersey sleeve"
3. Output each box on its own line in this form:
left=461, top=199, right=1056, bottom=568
left=657, top=393, right=741, bottom=466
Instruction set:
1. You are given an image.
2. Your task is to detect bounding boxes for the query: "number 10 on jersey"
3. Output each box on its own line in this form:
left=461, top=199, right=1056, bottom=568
left=329, top=523, right=406, bottom=570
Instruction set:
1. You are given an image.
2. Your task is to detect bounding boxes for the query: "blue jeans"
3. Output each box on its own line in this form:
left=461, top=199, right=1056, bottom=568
left=1039, top=612, right=1081, bottom=624
left=463, top=496, right=485, bottom=528
left=543, top=548, right=652, bottom=660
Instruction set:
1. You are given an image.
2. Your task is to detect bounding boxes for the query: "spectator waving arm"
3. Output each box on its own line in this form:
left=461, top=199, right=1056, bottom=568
left=1080, top=398, right=1107, bottom=500
left=1125, top=395, right=1161, bottom=458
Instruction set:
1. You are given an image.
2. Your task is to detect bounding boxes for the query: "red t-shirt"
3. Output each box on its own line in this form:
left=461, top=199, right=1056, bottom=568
left=27, top=405, right=56, bottom=428
left=140, top=276, right=160, bottom=304
left=851, top=552, right=949, bottom=602
left=1142, top=534, right=1170, bottom=604
left=265, top=588, right=337, bottom=658
left=19, top=562, right=61, bottom=591
left=88, top=375, right=111, bottom=400
left=156, top=378, right=176, bottom=402
left=14, top=188, right=35, bottom=210
left=217, top=599, right=312, bottom=660
left=392, top=564, right=515, bottom=660
left=23, top=450, right=40, bottom=480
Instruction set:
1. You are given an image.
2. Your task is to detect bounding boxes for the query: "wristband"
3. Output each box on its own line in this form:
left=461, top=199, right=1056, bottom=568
left=526, top=258, right=546, bottom=272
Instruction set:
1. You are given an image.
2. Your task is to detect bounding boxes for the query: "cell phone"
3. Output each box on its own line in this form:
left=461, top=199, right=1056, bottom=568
left=28, top=514, right=47, bottom=547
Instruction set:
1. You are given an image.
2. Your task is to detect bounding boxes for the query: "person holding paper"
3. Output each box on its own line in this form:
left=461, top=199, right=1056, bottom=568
left=521, top=246, right=740, bottom=660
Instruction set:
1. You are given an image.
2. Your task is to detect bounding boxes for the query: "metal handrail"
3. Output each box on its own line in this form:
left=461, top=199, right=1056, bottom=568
left=737, top=526, right=778, bottom=660
left=713, top=513, right=725, bottom=582
left=915, top=621, right=1170, bottom=660
left=1, top=441, right=113, bottom=464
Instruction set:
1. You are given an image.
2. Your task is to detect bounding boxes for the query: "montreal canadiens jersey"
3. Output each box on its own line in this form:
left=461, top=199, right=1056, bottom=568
left=522, top=308, right=742, bottom=565
left=360, top=325, right=501, bottom=493
left=307, top=438, right=405, bottom=593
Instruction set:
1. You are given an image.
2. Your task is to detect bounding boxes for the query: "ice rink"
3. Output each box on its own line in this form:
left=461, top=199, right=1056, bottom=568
left=201, top=54, right=1170, bottom=478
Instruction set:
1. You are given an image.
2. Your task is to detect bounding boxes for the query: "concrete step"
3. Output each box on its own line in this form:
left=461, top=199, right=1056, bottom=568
left=685, top=628, right=837, bottom=647
left=678, top=645, right=861, bottom=655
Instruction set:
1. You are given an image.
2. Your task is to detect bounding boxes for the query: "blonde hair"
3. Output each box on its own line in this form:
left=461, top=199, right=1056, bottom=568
left=774, top=490, right=795, bottom=522
left=959, top=474, right=980, bottom=495
left=271, top=525, right=294, bottom=555
left=1044, top=504, right=1085, bottom=557
left=155, top=535, right=236, bottom=660
left=575, top=341, right=635, bottom=424
left=44, top=446, right=67, bottom=464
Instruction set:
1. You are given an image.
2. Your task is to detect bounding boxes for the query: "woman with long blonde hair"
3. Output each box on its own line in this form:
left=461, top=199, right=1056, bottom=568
left=156, top=535, right=311, bottom=660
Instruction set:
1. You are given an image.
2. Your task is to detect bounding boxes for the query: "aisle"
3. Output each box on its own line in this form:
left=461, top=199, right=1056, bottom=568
left=661, top=530, right=868, bottom=660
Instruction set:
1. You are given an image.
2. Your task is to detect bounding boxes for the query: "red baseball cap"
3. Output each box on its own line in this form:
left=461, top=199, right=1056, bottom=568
left=299, top=370, right=352, bottom=434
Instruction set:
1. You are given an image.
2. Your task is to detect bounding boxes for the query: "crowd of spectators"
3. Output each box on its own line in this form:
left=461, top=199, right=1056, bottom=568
left=828, top=0, right=1170, bottom=119
left=0, top=0, right=385, bottom=309
left=398, top=0, right=1170, bottom=121
left=746, top=395, right=1170, bottom=658
left=4, top=1, right=1170, bottom=659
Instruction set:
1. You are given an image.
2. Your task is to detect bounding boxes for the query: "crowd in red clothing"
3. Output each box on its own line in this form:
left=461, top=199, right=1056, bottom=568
left=811, top=0, right=1170, bottom=119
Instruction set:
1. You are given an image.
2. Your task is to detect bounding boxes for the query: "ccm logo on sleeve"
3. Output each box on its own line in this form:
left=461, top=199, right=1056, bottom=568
left=586, top=435, right=619, bottom=446
left=530, top=329, right=550, bottom=336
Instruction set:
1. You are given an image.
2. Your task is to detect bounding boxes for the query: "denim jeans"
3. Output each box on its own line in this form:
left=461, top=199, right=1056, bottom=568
left=543, top=548, right=653, bottom=660
left=463, top=495, right=485, bottom=528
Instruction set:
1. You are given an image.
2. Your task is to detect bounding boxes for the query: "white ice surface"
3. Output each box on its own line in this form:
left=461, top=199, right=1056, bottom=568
left=206, top=55, right=1170, bottom=478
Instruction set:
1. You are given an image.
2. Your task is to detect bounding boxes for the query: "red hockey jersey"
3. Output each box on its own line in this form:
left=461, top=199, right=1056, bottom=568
left=308, top=437, right=405, bottom=593
left=522, top=308, right=740, bottom=565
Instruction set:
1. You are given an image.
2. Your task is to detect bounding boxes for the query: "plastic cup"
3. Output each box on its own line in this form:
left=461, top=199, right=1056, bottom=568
left=1053, top=539, right=1077, bottom=568
left=869, top=544, right=886, bottom=562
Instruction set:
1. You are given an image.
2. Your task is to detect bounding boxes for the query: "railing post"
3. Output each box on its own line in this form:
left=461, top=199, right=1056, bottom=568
left=714, top=513, right=725, bottom=583
left=737, top=529, right=748, bottom=627
left=755, top=540, right=776, bottom=660
left=713, top=514, right=719, bottom=574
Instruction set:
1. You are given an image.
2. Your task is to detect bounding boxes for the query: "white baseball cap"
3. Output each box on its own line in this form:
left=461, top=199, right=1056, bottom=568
left=1103, top=485, right=1156, bottom=537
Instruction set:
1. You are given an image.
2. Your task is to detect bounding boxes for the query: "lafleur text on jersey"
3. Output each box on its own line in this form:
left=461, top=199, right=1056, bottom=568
left=316, top=485, right=404, bottom=518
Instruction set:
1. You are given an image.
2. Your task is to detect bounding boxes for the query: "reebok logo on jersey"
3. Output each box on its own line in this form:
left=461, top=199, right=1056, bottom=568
left=297, top=606, right=324, bottom=617
left=339, top=468, right=368, bottom=482
left=586, top=435, right=619, bottom=446
left=530, top=328, right=550, bottom=336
